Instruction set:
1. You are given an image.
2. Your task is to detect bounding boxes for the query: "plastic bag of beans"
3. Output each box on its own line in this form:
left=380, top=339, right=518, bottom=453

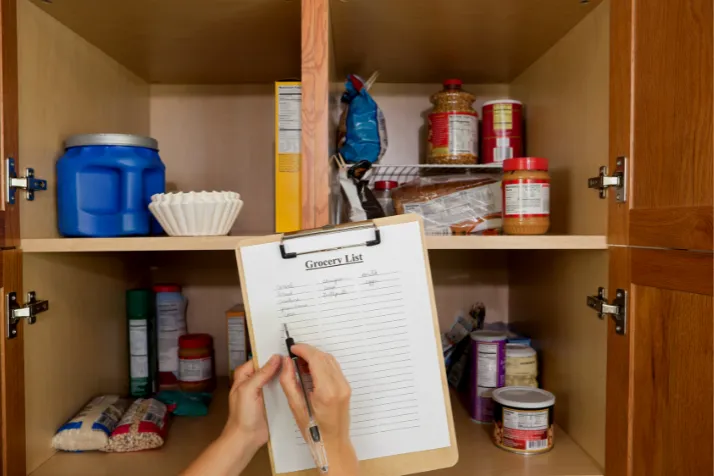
left=103, top=398, right=169, bottom=452
left=52, top=395, right=131, bottom=452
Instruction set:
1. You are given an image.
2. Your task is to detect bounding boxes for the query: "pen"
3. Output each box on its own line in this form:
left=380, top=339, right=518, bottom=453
left=284, top=324, right=329, bottom=473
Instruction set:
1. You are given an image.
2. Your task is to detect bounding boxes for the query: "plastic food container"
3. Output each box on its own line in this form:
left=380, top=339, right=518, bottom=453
left=502, top=157, right=550, bottom=235
left=179, top=334, right=215, bottom=392
left=427, top=79, right=479, bottom=165
left=481, top=100, right=524, bottom=164
left=469, top=331, right=507, bottom=423
left=57, top=134, right=166, bottom=237
left=493, top=387, right=556, bottom=455
left=155, top=284, right=187, bottom=390
left=505, top=344, right=538, bottom=388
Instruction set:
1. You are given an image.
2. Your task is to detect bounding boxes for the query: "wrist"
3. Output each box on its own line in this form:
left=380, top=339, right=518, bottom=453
left=220, top=427, right=263, bottom=457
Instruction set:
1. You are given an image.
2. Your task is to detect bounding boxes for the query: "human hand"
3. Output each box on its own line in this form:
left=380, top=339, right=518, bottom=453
left=223, top=355, right=282, bottom=451
left=279, top=344, right=352, bottom=444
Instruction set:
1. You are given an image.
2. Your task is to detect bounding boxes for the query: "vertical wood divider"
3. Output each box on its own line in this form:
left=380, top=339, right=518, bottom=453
left=301, top=0, right=332, bottom=229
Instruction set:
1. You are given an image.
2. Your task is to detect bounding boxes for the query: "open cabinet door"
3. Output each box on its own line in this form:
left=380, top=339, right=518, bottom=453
left=607, top=0, right=714, bottom=475
left=0, top=0, right=26, bottom=473
left=0, top=250, right=24, bottom=476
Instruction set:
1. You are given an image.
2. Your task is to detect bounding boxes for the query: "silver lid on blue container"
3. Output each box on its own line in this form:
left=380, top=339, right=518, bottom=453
left=65, top=134, right=158, bottom=150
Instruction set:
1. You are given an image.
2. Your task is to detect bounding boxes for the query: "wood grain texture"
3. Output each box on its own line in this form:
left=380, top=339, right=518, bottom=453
left=608, top=0, right=633, bottom=245
left=331, top=0, right=603, bottom=83
left=631, top=248, right=713, bottom=296
left=630, top=206, right=713, bottom=251
left=0, top=250, right=25, bottom=475
left=30, top=383, right=602, bottom=476
left=19, top=235, right=608, bottom=253
left=510, top=1, right=609, bottom=236
left=630, top=0, right=713, bottom=248
left=508, top=250, right=608, bottom=468
left=18, top=0, right=150, bottom=239
left=28, top=0, right=300, bottom=83
left=605, top=246, right=633, bottom=476
left=631, top=286, right=713, bottom=476
left=301, top=0, right=331, bottom=229
left=149, top=85, right=275, bottom=235
left=23, top=254, right=135, bottom=473
left=0, top=0, right=20, bottom=247
left=235, top=214, right=458, bottom=476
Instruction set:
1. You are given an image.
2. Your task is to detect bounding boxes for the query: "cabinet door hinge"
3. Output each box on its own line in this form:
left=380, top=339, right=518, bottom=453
left=6, top=157, right=48, bottom=204
left=6, top=291, right=49, bottom=339
left=587, top=287, right=627, bottom=335
left=588, top=156, right=627, bottom=202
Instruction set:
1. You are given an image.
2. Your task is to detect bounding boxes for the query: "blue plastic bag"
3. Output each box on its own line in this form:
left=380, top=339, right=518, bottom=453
left=337, top=74, right=387, bottom=164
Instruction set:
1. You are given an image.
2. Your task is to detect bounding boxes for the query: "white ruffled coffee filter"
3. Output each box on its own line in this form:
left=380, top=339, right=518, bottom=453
left=149, top=191, right=242, bottom=236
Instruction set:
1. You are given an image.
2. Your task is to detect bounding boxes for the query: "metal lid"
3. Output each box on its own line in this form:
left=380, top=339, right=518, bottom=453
left=470, top=330, right=507, bottom=342
left=65, top=134, right=159, bottom=150
left=482, top=99, right=523, bottom=107
left=493, top=386, right=555, bottom=409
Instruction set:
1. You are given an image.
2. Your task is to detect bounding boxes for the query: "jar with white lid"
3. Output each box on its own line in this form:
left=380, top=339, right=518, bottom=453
left=505, top=343, right=538, bottom=388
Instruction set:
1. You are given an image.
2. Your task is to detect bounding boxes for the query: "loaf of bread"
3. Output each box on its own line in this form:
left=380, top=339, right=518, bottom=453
left=391, top=175, right=503, bottom=235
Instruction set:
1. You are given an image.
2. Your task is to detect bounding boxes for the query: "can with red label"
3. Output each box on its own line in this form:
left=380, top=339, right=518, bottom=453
left=492, top=387, right=555, bottom=455
left=481, top=100, right=524, bottom=164
left=427, top=79, right=479, bottom=165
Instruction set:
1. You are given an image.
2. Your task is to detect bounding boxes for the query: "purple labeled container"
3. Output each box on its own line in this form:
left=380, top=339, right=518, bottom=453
left=469, top=330, right=506, bottom=423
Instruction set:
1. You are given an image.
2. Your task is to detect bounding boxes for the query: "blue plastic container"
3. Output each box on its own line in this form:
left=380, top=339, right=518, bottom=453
left=57, top=134, right=166, bottom=237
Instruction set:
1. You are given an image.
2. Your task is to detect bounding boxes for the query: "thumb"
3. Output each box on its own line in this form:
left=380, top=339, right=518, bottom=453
left=245, top=355, right=281, bottom=392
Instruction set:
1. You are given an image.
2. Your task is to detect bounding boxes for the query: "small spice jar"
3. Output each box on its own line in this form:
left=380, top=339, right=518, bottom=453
left=373, top=180, right=399, bottom=216
left=502, top=157, right=550, bottom=235
left=427, top=79, right=479, bottom=165
left=178, top=334, right=215, bottom=392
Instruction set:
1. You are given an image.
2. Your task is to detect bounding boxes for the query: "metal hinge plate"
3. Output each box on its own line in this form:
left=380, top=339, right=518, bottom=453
left=588, top=156, right=627, bottom=203
left=6, top=291, right=49, bottom=339
left=587, top=287, right=627, bottom=335
left=6, top=158, right=48, bottom=204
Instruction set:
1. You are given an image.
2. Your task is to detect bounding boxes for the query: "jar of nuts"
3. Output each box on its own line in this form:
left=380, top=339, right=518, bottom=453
left=427, top=79, right=479, bottom=165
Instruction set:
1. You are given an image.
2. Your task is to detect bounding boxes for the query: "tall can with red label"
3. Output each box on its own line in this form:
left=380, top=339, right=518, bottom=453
left=427, top=79, right=479, bottom=165
left=482, top=100, right=524, bottom=163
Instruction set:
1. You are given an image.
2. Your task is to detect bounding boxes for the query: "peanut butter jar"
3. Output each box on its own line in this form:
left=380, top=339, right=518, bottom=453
left=502, top=157, right=550, bottom=235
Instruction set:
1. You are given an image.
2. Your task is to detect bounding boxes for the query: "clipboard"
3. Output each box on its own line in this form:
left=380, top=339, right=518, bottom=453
left=235, top=214, right=458, bottom=476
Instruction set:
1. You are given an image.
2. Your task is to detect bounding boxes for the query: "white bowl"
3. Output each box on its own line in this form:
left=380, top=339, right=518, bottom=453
left=149, top=191, right=243, bottom=236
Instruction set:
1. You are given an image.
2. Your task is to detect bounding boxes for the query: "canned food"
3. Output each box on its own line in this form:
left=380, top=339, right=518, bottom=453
left=481, top=100, right=524, bottom=164
left=468, top=331, right=507, bottom=423
left=492, top=386, right=556, bottom=455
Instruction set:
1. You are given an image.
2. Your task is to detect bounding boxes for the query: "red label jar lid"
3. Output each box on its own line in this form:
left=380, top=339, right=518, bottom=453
left=503, top=157, right=549, bottom=171
left=374, top=180, right=399, bottom=191
left=152, top=284, right=182, bottom=293
left=443, top=79, right=463, bottom=87
left=179, top=333, right=213, bottom=349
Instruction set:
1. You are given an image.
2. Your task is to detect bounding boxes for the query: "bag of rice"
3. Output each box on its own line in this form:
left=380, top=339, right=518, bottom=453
left=52, top=395, right=130, bottom=452
left=103, top=398, right=169, bottom=452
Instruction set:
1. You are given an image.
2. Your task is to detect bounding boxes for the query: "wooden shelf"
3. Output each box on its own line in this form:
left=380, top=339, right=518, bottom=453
left=31, top=385, right=602, bottom=476
left=20, top=235, right=608, bottom=253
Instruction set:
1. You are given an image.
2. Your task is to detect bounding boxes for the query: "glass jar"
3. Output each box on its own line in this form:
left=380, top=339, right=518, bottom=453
left=502, top=157, right=550, bottom=235
left=179, top=333, right=215, bottom=392
left=373, top=180, right=398, bottom=216
left=427, top=79, right=479, bottom=165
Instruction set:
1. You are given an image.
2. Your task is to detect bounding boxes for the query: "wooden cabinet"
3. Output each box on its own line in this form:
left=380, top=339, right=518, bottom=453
left=0, top=0, right=710, bottom=475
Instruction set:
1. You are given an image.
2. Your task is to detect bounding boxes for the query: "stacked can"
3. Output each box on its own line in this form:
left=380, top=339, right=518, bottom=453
left=481, top=100, right=524, bottom=164
left=469, top=331, right=507, bottom=423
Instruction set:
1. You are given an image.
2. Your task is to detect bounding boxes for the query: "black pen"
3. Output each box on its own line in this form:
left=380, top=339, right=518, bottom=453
left=284, top=324, right=329, bottom=473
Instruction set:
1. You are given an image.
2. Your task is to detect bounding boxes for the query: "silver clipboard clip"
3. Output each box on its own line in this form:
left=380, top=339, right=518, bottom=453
left=279, top=222, right=382, bottom=259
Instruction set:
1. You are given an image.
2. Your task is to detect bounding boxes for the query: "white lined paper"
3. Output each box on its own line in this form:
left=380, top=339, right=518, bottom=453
left=239, top=221, right=450, bottom=473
